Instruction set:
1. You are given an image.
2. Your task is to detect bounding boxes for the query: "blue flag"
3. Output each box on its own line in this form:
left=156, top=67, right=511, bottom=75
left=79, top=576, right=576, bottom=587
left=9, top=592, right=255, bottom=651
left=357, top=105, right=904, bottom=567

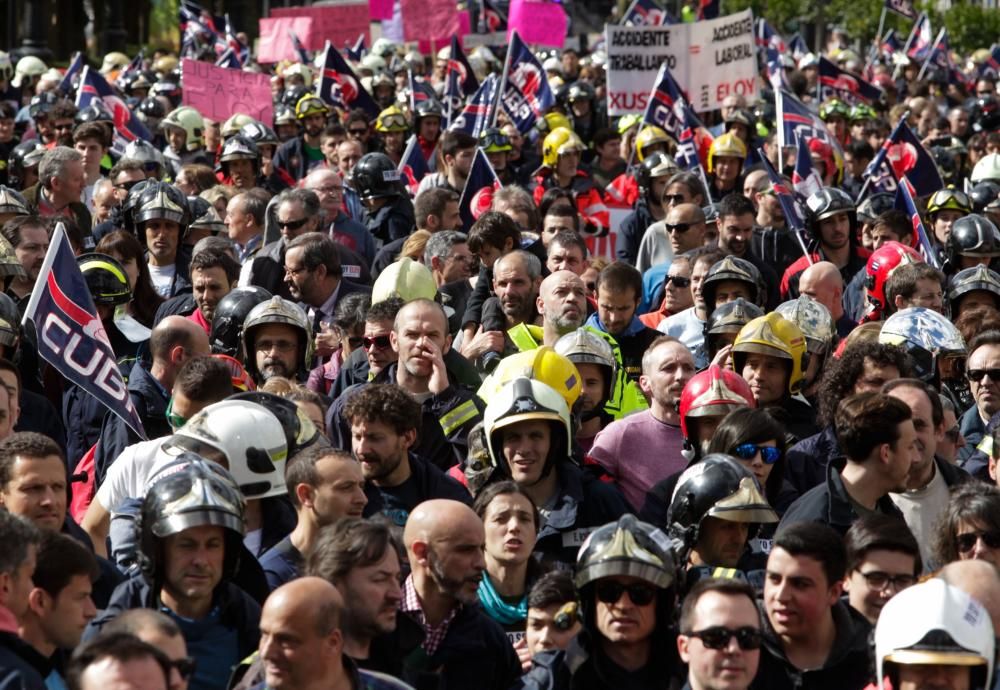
left=755, top=18, right=785, bottom=52
left=885, top=0, right=916, bottom=19
left=758, top=149, right=812, bottom=261
left=863, top=116, right=943, bottom=197
left=22, top=224, right=146, bottom=439
left=698, top=0, right=720, bottom=20
left=766, top=46, right=789, bottom=90
left=215, top=47, right=242, bottom=70
left=224, top=13, right=249, bottom=65
left=449, top=74, right=498, bottom=138
left=399, top=135, right=430, bottom=195
left=776, top=89, right=839, bottom=153
left=316, top=43, right=380, bottom=118
left=459, top=148, right=502, bottom=231
left=179, top=1, right=222, bottom=59
left=499, top=32, right=555, bottom=134
left=641, top=62, right=688, bottom=138
left=792, top=133, right=823, bottom=199
left=76, top=66, right=151, bottom=143
left=894, top=178, right=941, bottom=268
left=114, top=50, right=145, bottom=91
left=289, top=30, right=311, bottom=65
left=58, top=52, right=84, bottom=96
left=906, top=14, right=933, bottom=61
left=345, top=34, right=367, bottom=62
left=443, top=34, right=480, bottom=124
left=818, top=56, right=883, bottom=104
left=622, top=0, right=674, bottom=26
left=788, top=34, right=809, bottom=62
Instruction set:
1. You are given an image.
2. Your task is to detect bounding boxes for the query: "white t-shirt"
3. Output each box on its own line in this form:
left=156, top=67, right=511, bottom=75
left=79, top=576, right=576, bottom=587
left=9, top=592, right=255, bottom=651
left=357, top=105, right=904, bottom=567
left=658, top=306, right=705, bottom=351
left=890, top=463, right=950, bottom=573
left=148, top=262, right=177, bottom=297
left=95, top=438, right=174, bottom=513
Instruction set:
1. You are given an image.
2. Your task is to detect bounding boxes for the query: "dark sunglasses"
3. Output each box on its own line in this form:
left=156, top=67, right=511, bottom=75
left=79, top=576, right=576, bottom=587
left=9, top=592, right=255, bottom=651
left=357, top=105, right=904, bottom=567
left=115, top=179, right=142, bottom=192
left=664, top=275, right=691, bottom=288
left=594, top=580, right=657, bottom=606
left=171, top=657, right=197, bottom=680
left=855, top=570, right=917, bottom=591
left=363, top=335, right=392, bottom=350
left=348, top=127, right=368, bottom=136
left=664, top=222, right=695, bottom=234
left=968, top=368, right=1000, bottom=382
left=278, top=217, right=309, bottom=230
left=686, top=626, right=763, bottom=651
left=944, top=425, right=961, bottom=443
left=733, top=443, right=781, bottom=464
left=957, top=531, right=1000, bottom=554
left=663, top=194, right=687, bottom=204
left=347, top=336, right=365, bottom=349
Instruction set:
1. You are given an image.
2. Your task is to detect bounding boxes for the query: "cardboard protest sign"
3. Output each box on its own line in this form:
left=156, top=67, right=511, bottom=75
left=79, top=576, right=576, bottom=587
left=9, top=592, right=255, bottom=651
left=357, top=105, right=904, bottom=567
left=605, top=8, right=757, bottom=115
left=181, top=59, right=273, bottom=125
left=257, top=16, right=314, bottom=64
left=271, top=4, right=371, bottom=52
left=508, top=0, right=567, bottom=49
left=400, top=0, right=458, bottom=42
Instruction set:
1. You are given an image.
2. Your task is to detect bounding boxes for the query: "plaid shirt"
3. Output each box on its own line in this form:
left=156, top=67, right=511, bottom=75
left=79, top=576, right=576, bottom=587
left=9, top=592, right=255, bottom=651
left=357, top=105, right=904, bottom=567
left=400, top=574, right=460, bottom=656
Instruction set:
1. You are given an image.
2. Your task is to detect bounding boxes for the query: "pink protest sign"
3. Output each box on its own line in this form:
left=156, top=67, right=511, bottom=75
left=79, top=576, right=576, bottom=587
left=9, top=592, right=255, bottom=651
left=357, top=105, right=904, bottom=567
left=400, top=0, right=458, bottom=42
left=370, top=0, right=394, bottom=21
left=508, top=0, right=567, bottom=48
left=271, top=4, right=371, bottom=51
left=181, top=59, right=274, bottom=125
left=417, top=11, right=471, bottom=54
left=257, top=16, right=314, bottom=64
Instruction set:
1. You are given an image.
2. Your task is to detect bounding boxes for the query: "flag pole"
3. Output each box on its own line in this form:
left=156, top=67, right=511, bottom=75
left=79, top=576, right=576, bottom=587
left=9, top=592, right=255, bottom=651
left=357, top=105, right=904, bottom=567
left=892, top=12, right=921, bottom=79
left=914, top=28, right=944, bottom=82
left=874, top=6, right=887, bottom=58
left=488, top=30, right=515, bottom=128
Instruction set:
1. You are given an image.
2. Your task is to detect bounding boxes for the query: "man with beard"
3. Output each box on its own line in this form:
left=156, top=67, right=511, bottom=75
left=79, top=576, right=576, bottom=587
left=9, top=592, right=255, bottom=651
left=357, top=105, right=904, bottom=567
left=343, top=383, right=470, bottom=527
left=23, top=147, right=90, bottom=232
left=329, top=299, right=484, bottom=470
left=780, top=393, right=918, bottom=535
left=401, top=499, right=521, bottom=690
left=305, top=518, right=421, bottom=678
left=258, top=448, right=367, bottom=590
left=716, top=194, right=780, bottom=309
left=586, top=262, right=660, bottom=383
left=242, top=296, right=311, bottom=384
left=187, top=249, right=239, bottom=334
left=534, top=271, right=587, bottom=347
left=272, top=95, right=331, bottom=183
left=492, top=250, right=542, bottom=348
left=416, top=131, right=477, bottom=195
left=2, top=215, right=49, bottom=301
left=587, top=336, right=694, bottom=511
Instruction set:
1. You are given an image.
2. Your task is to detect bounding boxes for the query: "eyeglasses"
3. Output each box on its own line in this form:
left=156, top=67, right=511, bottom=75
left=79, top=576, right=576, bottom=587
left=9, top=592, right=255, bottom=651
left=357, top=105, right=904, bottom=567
left=664, top=275, right=691, bottom=288
left=170, top=657, right=197, bottom=681
left=594, top=580, right=657, bottom=606
left=855, top=570, right=917, bottom=591
left=165, top=397, right=187, bottom=430
left=363, top=335, right=392, bottom=350
left=733, top=443, right=782, bottom=464
left=685, top=626, right=763, bottom=651
left=278, top=217, right=310, bottom=230
left=944, top=424, right=961, bottom=443
left=114, top=179, right=142, bottom=192
left=347, top=336, right=365, bottom=349
left=348, top=127, right=368, bottom=136
left=663, top=194, right=687, bottom=204
left=284, top=264, right=311, bottom=277
left=664, top=222, right=696, bottom=234
left=957, top=531, right=1000, bottom=554
left=967, top=368, right=1000, bottom=383
left=254, top=339, right=298, bottom=353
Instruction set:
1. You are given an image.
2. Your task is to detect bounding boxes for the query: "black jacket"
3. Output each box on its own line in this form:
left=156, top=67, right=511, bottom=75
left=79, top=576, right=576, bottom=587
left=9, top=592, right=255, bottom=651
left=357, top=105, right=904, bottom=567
left=784, top=425, right=841, bottom=496
left=779, top=461, right=904, bottom=536
left=768, top=397, right=819, bottom=446
left=616, top=198, right=656, bottom=266
left=93, top=361, right=171, bottom=487
left=246, top=238, right=373, bottom=301
left=958, top=404, right=987, bottom=471
left=362, top=452, right=472, bottom=526
left=327, top=363, right=485, bottom=471
left=271, top=136, right=317, bottom=183
left=0, top=630, right=47, bottom=690
left=751, top=225, right=808, bottom=279
left=85, top=575, right=261, bottom=661
left=751, top=600, right=873, bottom=690
left=361, top=196, right=416, bottom=245
left=400, top=603, right=520, bottom=690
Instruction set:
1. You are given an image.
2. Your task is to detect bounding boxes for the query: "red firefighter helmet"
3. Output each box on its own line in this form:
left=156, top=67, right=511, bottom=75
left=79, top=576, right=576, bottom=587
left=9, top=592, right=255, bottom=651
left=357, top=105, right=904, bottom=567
left=862, top=241, right=924, bottom=322
left=679, top=365, right=756, bottom=440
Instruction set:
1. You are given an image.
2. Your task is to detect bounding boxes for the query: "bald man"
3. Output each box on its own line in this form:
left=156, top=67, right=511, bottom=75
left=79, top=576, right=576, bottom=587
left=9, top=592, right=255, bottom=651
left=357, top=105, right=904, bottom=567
left=259, top=577, right=412, bottom=690
left=401, top=499, right=521, bottom=690
left=799, top=261, right=855, bottom=337
left=303, top=168, right=375, bottom=263
left=93, top=315, right=211, bottom=486
left=536, top=271, right=587, bottom=345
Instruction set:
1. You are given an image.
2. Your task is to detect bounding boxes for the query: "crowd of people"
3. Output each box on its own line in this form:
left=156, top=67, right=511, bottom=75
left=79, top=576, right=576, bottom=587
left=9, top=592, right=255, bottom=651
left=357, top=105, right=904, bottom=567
left=0, top=12, right=998, bottom=690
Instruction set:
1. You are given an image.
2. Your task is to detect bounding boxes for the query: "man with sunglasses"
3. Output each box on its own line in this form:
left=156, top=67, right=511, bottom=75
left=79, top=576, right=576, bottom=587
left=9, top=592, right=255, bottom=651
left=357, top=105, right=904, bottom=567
left=677, top=579, right=763, bottom=690
left=754, top=522, right=873, bottom=690
left=957, top=331, right=1000, bottom=468
left=516, top=515, right=681, bottom=690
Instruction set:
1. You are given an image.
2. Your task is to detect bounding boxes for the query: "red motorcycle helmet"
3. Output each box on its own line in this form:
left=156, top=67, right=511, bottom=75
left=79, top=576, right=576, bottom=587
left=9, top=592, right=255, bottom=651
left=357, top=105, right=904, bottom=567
left=679, top=365, right=756, bottom=440
left=862, top=241, right=924, bottom=322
